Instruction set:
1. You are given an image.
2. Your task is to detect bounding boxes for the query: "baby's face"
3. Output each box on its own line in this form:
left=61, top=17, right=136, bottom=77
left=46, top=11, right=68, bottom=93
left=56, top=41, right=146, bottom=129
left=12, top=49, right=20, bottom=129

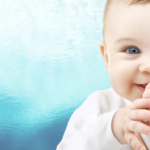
left=100, top=3, right=150, bottom=102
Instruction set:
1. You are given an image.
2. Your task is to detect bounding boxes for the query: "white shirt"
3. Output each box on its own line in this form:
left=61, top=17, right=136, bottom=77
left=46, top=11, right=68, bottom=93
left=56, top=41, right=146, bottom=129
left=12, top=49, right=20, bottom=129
left=56, top=87, right=150, bottom=150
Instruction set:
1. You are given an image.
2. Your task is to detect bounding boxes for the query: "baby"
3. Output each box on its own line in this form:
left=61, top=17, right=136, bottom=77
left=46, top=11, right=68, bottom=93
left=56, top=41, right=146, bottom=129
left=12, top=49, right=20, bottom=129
left=57, top=0, right=150, bottom=150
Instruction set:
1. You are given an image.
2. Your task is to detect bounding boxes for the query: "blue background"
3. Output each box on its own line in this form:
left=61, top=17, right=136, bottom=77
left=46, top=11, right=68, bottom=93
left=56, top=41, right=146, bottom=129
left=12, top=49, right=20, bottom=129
left=0, top=0, right=111, bottom=150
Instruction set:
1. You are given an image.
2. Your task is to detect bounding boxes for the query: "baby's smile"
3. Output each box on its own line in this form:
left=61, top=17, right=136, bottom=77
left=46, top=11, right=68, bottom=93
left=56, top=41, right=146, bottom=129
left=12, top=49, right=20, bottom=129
left=100, top=3, right=150, bottom=102
left=136, top=84, right=148, bottom=93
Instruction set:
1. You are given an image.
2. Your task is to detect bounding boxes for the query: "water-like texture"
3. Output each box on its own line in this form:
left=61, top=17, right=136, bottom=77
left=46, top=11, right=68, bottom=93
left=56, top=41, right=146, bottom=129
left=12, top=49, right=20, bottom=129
left=0, top=0, right=110, bottom=150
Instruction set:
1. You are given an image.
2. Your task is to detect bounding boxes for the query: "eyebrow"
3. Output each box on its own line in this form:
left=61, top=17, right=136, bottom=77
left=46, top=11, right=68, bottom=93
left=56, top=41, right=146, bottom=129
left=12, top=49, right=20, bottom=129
left=115, top=38, right=139, bottom=43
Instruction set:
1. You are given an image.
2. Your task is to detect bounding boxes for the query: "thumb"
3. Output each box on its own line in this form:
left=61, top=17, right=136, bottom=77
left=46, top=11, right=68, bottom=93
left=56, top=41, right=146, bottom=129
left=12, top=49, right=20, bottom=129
left=143, top=82, right=150, bottom=99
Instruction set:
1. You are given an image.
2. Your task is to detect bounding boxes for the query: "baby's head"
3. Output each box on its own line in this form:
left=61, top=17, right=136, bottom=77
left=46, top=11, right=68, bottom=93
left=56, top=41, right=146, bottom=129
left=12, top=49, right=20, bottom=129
left=100, top=0, right=150, bottom=102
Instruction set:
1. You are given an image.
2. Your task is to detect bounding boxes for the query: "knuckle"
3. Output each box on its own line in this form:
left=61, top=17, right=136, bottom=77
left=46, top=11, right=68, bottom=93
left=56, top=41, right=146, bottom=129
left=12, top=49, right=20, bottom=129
left=135, top=110, right=139, bottom=119
left=133, top=122, right=138, bottom=131
left=123, top=134, right=126, bottom=139
left=134, top=142, right=141, bottom=150
left=127, top=122, right=131, bottom=130
left=143, top=111, right=150, bottom=120
left=128, top=136, right=141, bottom=150
left=143, top=126, right=148, bottom=133
left=129, top=111, right=134, bottom=119
left=134, top=99, right=139, bottom=106
left=134, top=142, right=139, bottom=149
left=145, top=111, right=150, bottom=118
left=129, top=137, right=136, bottom=145
left=132, top=100, right=137, bottom=109
left=146, top=99, right=150, bottom=105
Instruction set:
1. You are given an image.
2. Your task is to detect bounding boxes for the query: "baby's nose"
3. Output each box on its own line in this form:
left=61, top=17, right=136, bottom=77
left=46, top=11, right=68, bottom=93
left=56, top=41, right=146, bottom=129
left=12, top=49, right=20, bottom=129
left=140, top=63, right=150, bottom=74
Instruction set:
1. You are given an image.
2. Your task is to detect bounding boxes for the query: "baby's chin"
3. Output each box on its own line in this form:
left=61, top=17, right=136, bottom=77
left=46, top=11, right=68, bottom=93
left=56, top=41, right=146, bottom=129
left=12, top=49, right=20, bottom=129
left=126, top=91, right=143, bottom=102
left=113, top=86, right=143, bottom=102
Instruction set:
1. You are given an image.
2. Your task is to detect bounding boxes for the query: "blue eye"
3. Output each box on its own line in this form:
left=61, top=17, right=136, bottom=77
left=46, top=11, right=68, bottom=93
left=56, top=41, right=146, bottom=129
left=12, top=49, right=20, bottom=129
left=125, top=47, right=141, bottom=54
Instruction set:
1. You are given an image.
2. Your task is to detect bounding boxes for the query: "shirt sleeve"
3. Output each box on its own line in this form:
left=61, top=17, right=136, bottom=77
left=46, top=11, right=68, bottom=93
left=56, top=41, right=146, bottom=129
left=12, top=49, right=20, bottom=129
left=56, top=91, right=123, bottom=150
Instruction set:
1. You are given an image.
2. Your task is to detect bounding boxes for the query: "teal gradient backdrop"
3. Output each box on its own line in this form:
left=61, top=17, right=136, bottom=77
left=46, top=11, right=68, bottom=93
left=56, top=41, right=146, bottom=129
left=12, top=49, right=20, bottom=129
left=0, top=0, right=110, bottom=150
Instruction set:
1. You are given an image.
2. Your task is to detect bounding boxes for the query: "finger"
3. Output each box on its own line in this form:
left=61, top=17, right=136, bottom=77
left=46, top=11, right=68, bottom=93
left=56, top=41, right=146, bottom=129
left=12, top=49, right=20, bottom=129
left=143, top=89, right=150, bottom=99
left=145, top=82, right=150, bottom=90
left=124, top=132, right=146, bottom=150
left=128, top=120, right=150, bottom=136
left=130, top=109, right=150, bottom=121
left=131, top=99, right=150, bottom=109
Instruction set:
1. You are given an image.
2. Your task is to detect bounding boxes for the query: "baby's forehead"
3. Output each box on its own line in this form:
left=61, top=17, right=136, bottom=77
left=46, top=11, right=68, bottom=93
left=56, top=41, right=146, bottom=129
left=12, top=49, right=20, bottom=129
left=104, top=2, right=130, bottom=39
left=106, top=1, right=129, bottom=22
left=104, top=2, right=150, bottom=46
left=105, top=0, right=150, bottom=33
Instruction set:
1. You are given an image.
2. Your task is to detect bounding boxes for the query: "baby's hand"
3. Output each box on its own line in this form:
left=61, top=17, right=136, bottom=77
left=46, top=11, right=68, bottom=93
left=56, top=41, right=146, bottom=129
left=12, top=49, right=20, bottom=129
left=112, top=83, right=150, bottom=150
left=122, top=99, right=150, bottom=150
left=141, top=82, right=150, bottom=129
left=143, top=82, right=150, bottom=99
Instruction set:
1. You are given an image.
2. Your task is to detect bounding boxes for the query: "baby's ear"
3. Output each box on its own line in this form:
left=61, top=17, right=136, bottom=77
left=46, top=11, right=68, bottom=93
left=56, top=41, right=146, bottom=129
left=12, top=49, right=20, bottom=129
left=100, top=41, right=109, bottom=71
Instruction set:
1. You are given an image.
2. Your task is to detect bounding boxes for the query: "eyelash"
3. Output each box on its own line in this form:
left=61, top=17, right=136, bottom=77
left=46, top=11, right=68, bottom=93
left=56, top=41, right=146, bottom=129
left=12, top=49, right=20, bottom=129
left=123, top=46, right=141, bottom=54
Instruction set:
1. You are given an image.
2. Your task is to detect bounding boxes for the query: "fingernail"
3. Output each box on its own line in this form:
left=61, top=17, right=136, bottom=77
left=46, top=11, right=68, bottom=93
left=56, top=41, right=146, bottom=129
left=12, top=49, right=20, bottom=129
left=140, top=147, right=145, bottom=150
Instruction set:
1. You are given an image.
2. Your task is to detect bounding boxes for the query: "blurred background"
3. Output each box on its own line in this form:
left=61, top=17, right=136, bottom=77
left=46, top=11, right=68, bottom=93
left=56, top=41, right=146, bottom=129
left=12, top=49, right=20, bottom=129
left=0, top=0, right=111, bottom=150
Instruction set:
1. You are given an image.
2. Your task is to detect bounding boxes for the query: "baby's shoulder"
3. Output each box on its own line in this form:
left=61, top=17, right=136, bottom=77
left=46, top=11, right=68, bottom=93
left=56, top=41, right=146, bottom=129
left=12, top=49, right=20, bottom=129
left=84, top=87, right=119, bottom=104
left=83, top=87, right=127, bottom=112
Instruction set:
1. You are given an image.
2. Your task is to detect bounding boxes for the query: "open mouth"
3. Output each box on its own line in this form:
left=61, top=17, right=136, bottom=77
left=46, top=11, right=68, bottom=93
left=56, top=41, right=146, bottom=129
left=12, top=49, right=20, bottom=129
left=137, top=84, right=148, bottom=93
